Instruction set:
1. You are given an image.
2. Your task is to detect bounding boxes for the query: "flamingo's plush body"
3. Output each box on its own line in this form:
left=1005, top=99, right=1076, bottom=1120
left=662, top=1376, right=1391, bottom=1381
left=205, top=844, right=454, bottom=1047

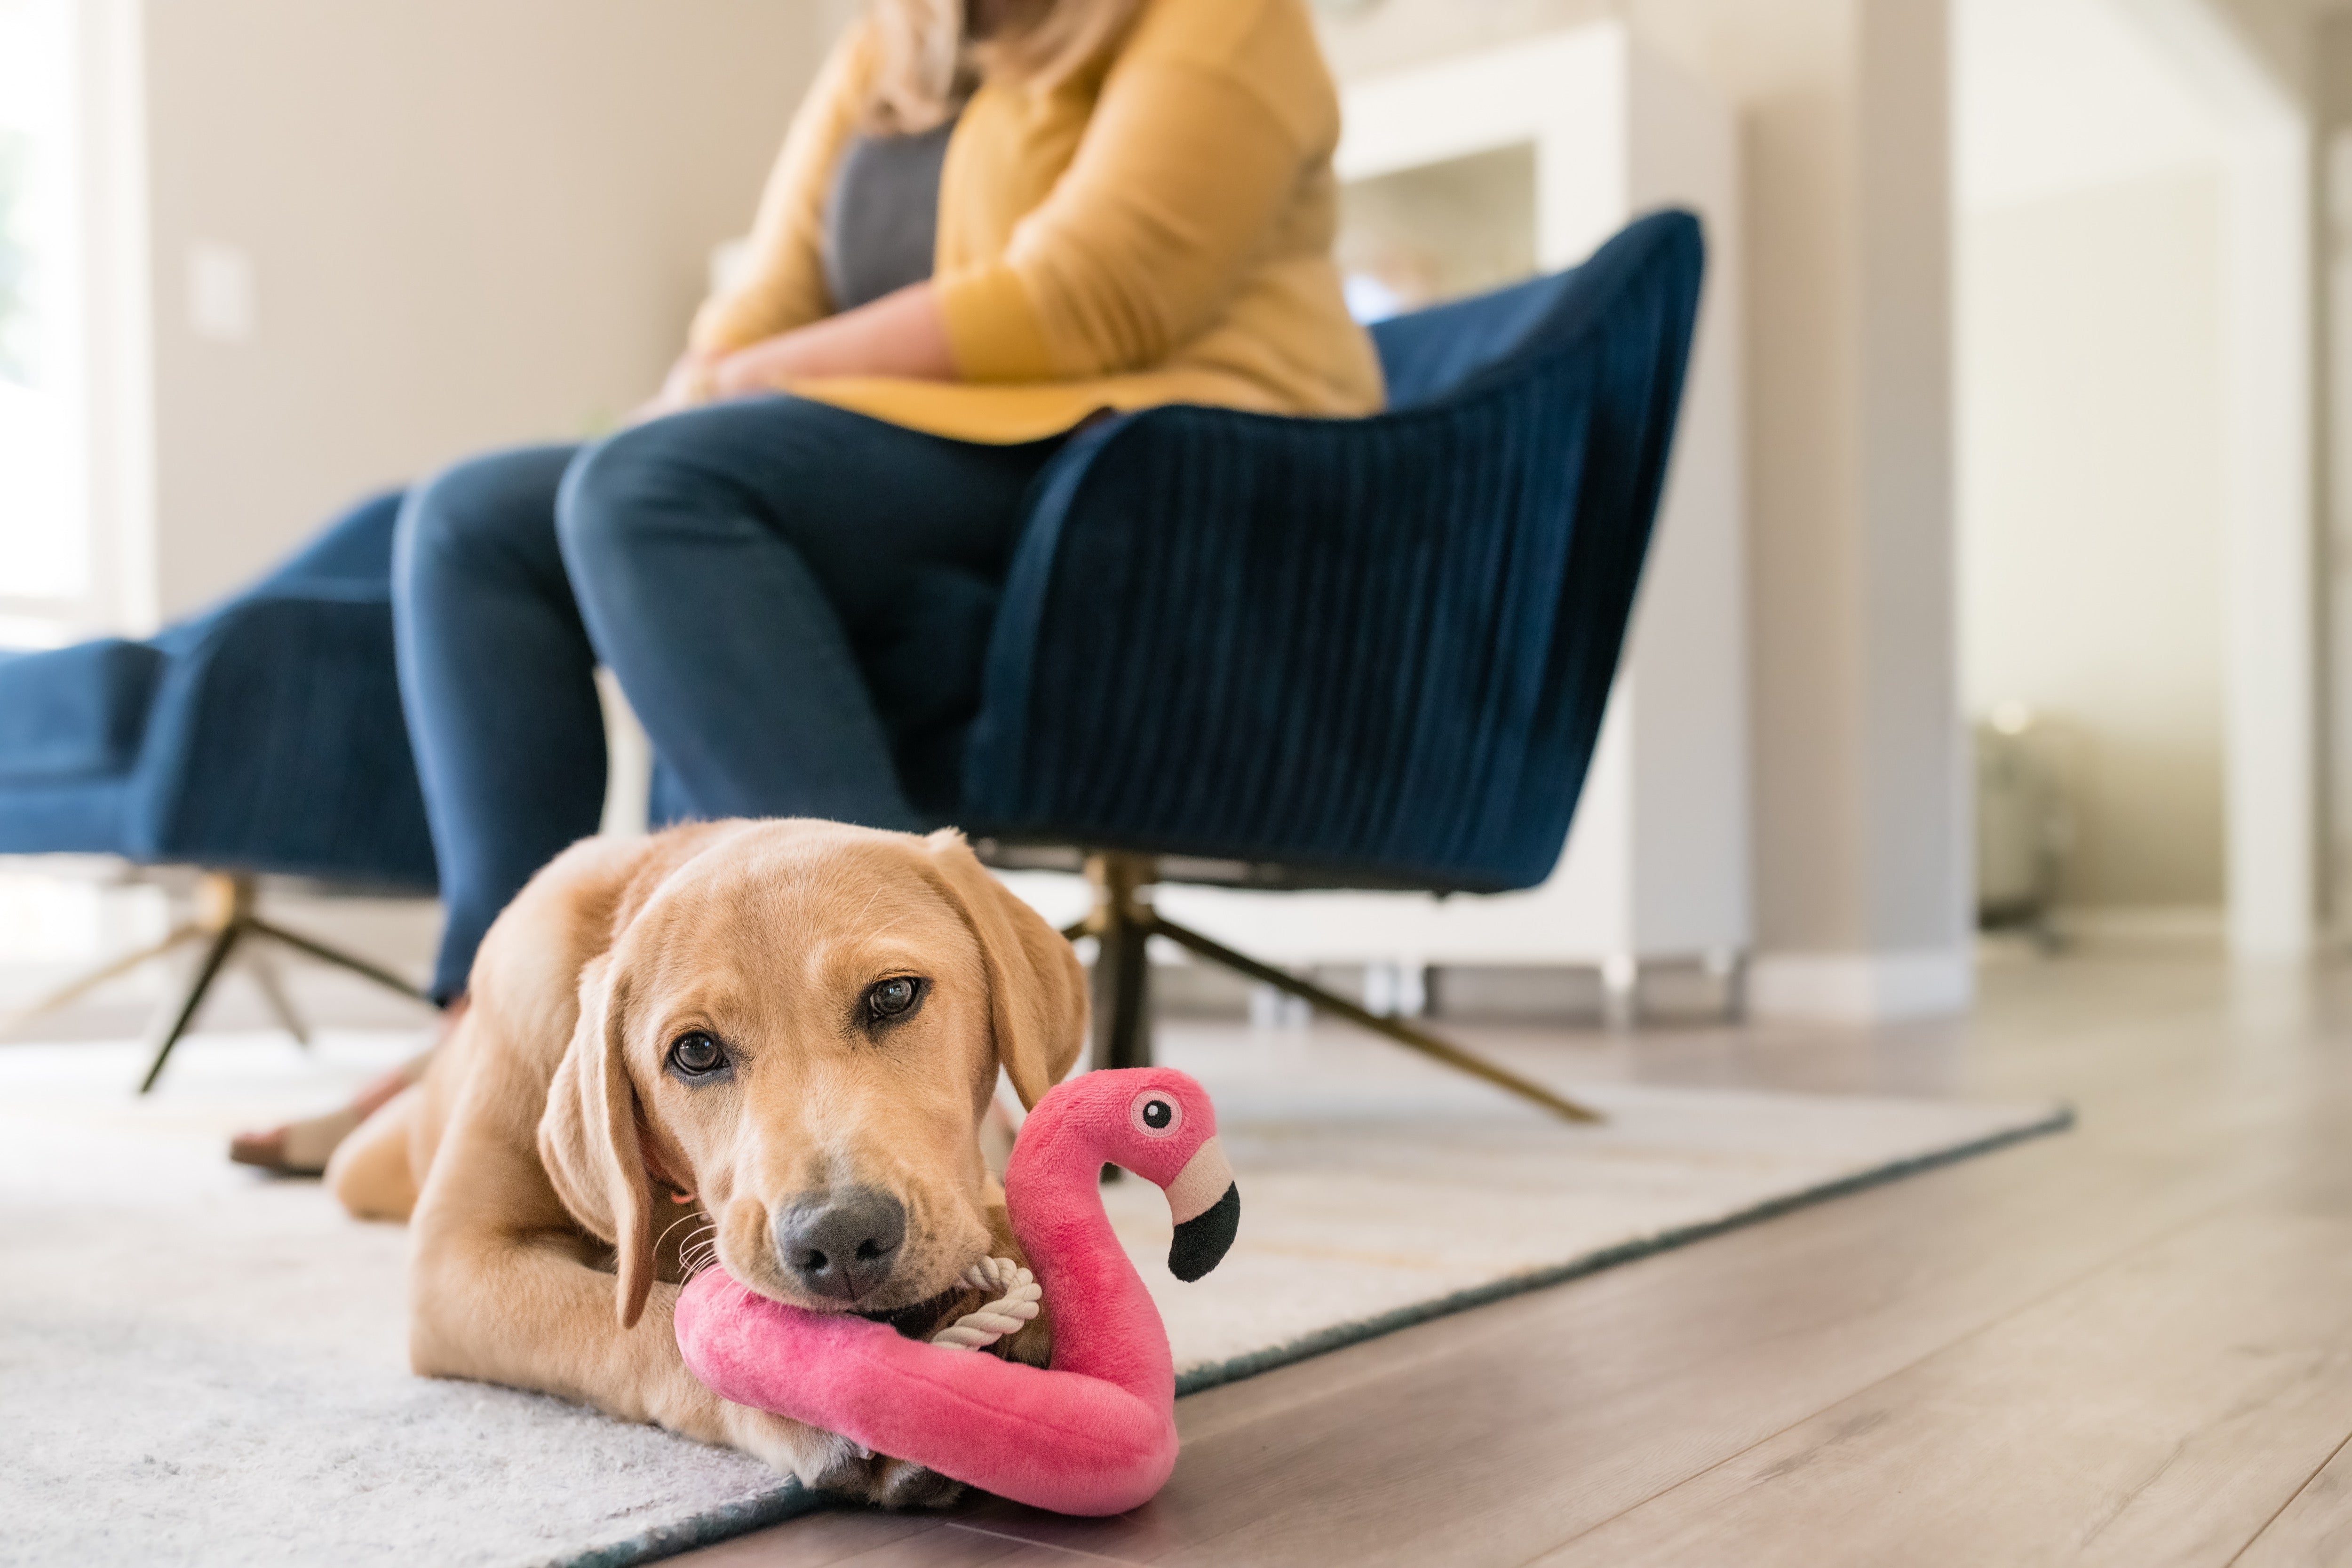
left=673, top=1068, right=1240, bottom=1516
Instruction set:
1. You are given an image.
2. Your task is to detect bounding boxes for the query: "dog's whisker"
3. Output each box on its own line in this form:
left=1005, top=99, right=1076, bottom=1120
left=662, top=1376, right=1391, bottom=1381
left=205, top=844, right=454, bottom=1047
left=661, top=1206, right=724, bottom=1285
left=656, top=1209, right=709, bottom=1255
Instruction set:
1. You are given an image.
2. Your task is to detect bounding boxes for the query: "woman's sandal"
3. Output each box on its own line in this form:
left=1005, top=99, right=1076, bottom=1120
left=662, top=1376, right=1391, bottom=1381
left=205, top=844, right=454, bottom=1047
left=228, top=999, right=462, bottom=1176
left=229, top=1104, right=369, bottom=1177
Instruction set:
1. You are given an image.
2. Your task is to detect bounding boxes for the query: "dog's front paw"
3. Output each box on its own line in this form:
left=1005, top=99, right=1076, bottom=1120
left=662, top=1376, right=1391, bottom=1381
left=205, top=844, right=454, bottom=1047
left=719, top=1405, right=850, bottom=1480
left=806, top=1445, right=965, bottom=1510
left=712, top=1377, right=964, bottom=1508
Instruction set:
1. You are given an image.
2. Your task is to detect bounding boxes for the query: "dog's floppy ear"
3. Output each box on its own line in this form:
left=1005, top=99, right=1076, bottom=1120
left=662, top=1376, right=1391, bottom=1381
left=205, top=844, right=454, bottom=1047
left=538, top=952, right=659, bottom=1329
left=924, top=829, right=1088, bottom=1109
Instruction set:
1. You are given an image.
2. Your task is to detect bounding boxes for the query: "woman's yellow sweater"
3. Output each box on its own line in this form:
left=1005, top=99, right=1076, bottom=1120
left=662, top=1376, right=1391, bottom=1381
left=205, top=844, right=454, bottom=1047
left=687, top=0, right=1385, bottom=444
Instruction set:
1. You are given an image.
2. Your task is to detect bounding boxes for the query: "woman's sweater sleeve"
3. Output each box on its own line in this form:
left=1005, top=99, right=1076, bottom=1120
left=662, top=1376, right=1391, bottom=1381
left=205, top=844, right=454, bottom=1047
left=688, top=28, right=872, bottom=357
left=936, top=20, right=1320, bottom=383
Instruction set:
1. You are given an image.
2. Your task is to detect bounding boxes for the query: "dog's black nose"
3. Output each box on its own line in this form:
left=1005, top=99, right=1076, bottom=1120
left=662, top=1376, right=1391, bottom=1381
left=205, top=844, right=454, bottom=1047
left=773, top=1186, right=906, bottom=1303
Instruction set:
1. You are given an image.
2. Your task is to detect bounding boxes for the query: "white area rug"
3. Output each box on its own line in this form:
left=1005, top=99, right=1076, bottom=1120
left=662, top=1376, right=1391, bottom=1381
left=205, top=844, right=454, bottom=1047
left=0, top=1030, right=2065, bottom=1568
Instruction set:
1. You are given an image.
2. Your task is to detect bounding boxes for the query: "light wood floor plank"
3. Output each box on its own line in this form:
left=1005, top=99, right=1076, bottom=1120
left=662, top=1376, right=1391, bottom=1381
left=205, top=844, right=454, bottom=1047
left=1529, top=1209, right=2352, bottom=1568
left=2228, top=1433, right=2352, bottom=1566
left=942, top=1522, right=1157, bottom=1564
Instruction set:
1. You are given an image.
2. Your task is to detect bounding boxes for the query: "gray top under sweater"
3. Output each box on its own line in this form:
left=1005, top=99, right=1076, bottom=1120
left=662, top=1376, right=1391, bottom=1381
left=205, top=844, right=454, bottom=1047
left=821, top=115, right=958, bottom=312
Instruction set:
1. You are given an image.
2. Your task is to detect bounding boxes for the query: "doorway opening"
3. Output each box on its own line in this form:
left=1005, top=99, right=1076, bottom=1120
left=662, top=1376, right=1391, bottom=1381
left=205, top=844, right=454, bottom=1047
left=1955, top=0, right=2301, bottom=956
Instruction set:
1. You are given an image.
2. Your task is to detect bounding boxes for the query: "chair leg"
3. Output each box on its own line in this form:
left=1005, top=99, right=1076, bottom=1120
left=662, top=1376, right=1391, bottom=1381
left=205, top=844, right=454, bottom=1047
left=0, top=922, right=203, bottom=1039
left=1081, top=854, right=1154, bottom=1073
left=242, top=946, right=312, bottom=1048
left=1147, top=911, right=1604, bottom=1125
left=1062, top=852, right=1603, bottom=1124
left=87, top=872, right=425, bottom=1092
left=139, top=918, right=243, bottom=1094
left=246, top=917, right=431, bottom=1003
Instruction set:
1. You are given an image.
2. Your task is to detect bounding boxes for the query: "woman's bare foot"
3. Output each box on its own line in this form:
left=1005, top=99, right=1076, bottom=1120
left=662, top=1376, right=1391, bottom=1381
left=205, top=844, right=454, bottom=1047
left=229, top=997, right=465, bottom=1175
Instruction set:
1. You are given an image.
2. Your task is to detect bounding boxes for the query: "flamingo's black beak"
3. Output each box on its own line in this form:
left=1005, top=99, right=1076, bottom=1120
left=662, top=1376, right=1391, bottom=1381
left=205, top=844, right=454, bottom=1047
left=1166, top=1137, right=1239, bottom=1281
left=1170, top=1183, right=1240, bottom=1281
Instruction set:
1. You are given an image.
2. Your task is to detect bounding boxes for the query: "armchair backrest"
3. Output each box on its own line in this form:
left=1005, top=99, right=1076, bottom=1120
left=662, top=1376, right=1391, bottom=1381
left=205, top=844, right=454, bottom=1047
left=151, top=490, right=405, bottom=661
left=245, top=488, right=404, bottom=596
left=1369, top=268, right=1585, bottom=411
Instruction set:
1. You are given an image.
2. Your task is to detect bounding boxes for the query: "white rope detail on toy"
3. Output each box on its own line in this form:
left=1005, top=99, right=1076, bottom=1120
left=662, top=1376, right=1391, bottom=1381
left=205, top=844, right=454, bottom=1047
left=930, top=1256, right=1041, bottom=1351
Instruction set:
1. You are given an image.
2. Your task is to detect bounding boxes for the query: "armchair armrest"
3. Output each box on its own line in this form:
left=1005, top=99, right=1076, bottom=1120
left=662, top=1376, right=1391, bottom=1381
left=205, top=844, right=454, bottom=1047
left=0, top=639, right=167, bottom=783
left=962, top=219, right=1700, bottom=892
left=126, top=588, right=437, bottom=890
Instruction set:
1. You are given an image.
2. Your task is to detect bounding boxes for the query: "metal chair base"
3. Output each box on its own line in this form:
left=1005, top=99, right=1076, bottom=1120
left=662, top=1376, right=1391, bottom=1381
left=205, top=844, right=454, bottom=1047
left=0, top=871, right=431, bottom=1093
left=1068, top=853, right=1602, bottom=1125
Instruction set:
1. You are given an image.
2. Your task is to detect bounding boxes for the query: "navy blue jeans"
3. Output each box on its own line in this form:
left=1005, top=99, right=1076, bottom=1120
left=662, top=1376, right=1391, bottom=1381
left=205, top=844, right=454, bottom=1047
left=392, top=395, right=1063, bottom=1002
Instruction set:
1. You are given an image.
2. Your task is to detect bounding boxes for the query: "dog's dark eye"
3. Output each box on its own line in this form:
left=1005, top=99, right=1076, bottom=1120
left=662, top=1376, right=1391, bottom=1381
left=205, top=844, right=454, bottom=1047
left=864, top=976, right=923, bottom=1023
left=667, top=1031, right=726, bottom=1079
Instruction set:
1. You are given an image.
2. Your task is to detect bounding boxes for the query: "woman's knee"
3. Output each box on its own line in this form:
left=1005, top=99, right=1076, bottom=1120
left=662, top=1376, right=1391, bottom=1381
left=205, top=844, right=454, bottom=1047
left=395, top=445, right=573, bottom=589
left=555, top=416, right=739, bottom=579
left=559, top=398, right=896, bottom=588
left=554, top=428, right=645, bottom=572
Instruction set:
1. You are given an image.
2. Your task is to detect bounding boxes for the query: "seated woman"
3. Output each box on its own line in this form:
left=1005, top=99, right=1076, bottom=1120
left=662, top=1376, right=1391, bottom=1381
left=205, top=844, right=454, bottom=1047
left=232, top=0, right=1381, bottom=1171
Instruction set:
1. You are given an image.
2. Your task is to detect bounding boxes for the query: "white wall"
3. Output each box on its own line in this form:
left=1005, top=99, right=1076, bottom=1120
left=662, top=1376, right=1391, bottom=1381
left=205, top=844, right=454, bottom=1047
left=1955, top=0, right=2233, bottom=916
left=135, top=0, right=828, bottom=620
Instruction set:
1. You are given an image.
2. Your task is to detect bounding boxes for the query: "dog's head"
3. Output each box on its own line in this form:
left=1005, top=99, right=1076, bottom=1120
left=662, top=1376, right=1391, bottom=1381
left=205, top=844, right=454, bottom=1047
left=537, top=820, right=1086, bottom=1328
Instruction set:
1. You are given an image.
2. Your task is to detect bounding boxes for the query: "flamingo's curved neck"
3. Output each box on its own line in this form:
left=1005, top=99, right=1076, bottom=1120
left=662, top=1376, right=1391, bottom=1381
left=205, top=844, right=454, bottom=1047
left=1003, top=1115, right=1175, bottom=1403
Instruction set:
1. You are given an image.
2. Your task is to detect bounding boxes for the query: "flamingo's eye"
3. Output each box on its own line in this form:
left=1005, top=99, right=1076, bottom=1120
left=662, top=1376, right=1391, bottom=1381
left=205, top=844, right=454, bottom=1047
left=1129, top=1090, right=1183, bottom=1138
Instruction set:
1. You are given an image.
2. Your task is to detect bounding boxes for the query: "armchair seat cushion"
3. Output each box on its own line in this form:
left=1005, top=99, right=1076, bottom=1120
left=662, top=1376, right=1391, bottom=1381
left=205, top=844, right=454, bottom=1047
left=0, top=774, right=131, bottom=855
left=0, top=640, right=167, bottom=784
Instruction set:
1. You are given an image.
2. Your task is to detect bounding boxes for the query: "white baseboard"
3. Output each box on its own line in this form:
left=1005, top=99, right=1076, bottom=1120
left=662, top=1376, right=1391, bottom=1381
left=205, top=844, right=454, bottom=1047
left=1747, top=947, right=1974, bottom=1022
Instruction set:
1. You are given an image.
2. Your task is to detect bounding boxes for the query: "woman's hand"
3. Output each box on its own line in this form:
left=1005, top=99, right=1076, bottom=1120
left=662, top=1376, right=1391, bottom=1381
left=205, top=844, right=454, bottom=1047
left=710, top=283, right=957, bottom=398
left=708, top=334, right=818, bottom=399
left=631, top=350, right=722, bottom=425
left=638, top=285, right=957, bottom=422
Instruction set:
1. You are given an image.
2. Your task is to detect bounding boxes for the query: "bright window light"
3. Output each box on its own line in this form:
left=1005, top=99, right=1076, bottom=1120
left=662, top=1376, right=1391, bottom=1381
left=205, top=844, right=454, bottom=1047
left=0, top=0, right=90, bottom=614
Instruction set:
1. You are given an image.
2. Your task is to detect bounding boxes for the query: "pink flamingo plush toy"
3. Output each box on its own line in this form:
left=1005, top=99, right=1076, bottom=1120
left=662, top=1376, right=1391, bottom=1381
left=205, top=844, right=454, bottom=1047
left=673, top=1067, right=1240, bottom=1516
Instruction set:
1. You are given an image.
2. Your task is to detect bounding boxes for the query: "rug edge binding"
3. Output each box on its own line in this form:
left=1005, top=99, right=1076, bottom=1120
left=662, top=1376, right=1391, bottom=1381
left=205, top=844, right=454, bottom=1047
left=1169, top=1100, right=2074, bottom=1395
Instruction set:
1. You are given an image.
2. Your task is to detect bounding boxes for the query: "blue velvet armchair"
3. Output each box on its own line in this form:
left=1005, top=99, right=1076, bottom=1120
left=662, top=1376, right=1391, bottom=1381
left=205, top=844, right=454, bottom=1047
left=0, top=494, right=436, bottom=1090
left=961, top=210, right=1706, bottom=1119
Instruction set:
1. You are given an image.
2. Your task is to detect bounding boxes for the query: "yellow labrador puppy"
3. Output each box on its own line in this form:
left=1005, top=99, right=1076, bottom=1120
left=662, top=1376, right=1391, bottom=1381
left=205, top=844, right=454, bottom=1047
left=327, top=818, right=1085, bottom=1505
